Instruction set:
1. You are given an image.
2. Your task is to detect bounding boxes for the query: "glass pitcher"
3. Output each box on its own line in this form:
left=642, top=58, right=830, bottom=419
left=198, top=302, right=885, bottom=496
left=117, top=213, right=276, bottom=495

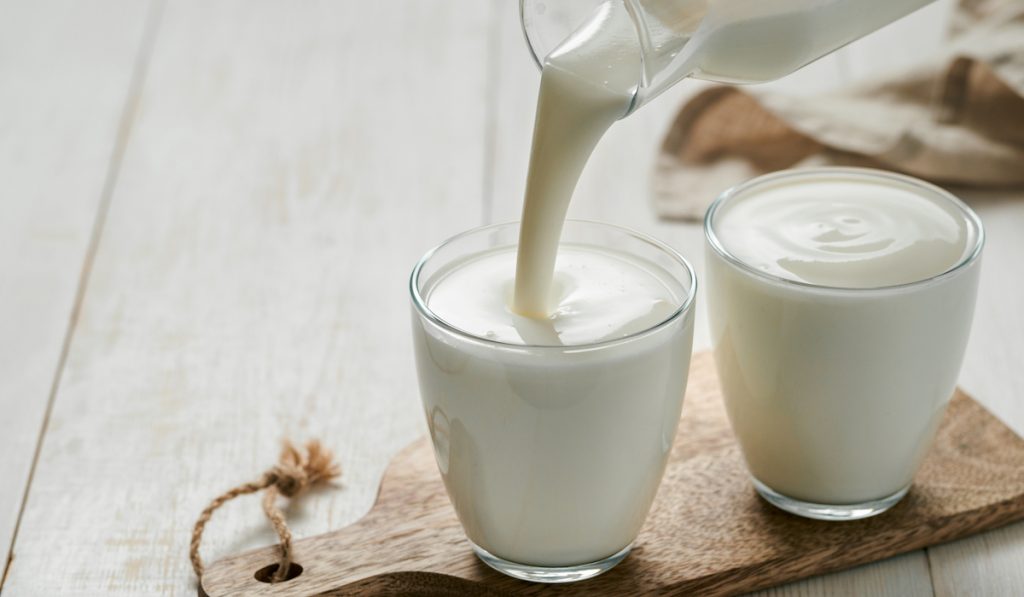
left=520, top=0, right=937, bottom=114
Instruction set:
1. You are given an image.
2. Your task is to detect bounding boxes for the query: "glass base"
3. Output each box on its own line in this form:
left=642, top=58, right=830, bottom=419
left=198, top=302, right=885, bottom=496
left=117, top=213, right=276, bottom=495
left=471, top=542, right=631, bottom=584
left=752, top=477, right=909, bottom=521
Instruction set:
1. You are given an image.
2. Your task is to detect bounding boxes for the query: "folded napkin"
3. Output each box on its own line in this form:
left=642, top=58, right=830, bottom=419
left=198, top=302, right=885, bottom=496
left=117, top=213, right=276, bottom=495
left=653, top=0, right=1024, bottom=221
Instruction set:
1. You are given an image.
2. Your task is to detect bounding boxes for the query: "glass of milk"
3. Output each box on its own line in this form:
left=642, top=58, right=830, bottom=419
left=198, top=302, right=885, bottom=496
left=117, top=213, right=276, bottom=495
left=410, top=220, right=696, bottom=582
left=705, top=167, right=984, bottom=521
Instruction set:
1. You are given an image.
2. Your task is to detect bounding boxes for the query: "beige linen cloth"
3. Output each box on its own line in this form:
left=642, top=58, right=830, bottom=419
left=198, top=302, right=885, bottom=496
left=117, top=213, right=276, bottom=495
left=653, top=0, right=1024, bottom=221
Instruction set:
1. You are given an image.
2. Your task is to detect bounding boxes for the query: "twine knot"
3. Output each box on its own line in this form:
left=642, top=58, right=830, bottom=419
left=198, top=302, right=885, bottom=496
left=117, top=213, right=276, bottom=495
left=266, top=466, right=306, bottom=498
left=265, top=440, right=339, bottom=498
left=190, top=440, right=341, bottom=585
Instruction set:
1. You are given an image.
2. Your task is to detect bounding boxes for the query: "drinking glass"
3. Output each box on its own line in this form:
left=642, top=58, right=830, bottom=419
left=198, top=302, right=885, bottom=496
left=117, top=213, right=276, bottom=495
left=410, top=220, right=696, bottom=582
left=704, top=168, right=984, bottom=520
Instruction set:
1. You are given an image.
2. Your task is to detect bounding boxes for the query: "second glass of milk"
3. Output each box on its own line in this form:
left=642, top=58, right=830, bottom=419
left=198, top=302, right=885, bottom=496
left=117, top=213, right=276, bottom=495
left=411, top=221, right=696, bottom=582
left=705, top=167, right=984, bottom=521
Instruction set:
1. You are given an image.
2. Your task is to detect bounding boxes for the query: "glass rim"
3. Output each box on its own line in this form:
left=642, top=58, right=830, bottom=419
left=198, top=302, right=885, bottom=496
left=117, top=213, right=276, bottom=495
left=704, top=167, right=986, bottom=294
left=519, top=0, right=544, bottom=70
left=410, top=219, right=698, bottom=351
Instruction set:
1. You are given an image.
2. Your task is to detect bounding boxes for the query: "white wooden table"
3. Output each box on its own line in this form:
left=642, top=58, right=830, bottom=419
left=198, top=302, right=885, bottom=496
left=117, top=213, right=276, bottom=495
left=2, top=1, right=1021, bottom=594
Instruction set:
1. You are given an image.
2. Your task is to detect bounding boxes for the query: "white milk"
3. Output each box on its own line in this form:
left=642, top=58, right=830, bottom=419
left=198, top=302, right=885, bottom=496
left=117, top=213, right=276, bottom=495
left=661, top=0, right=935, bottom=85
left=512, top=2, right=640, bottom=316
left=714, top=175, right=970, bottom=287
left=432, top=247, right=678, bottom=346
left=706, top=169, right=982, bottom=507
left=413, top=227, right=695, bottom=567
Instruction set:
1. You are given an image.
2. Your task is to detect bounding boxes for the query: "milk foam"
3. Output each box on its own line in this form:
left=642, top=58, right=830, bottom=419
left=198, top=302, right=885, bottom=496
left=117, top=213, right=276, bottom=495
left=429, top=246, right=681, bottom=346
left=713, top=174, right=972, bottom=288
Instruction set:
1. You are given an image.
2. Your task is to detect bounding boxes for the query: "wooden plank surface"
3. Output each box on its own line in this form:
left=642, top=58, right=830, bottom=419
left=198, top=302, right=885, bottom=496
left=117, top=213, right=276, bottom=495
left=0, top=0, right=154, bottom=575
left=1, top=0, right=1022, bottom=594
left=1, top=0, right=491, bottom=594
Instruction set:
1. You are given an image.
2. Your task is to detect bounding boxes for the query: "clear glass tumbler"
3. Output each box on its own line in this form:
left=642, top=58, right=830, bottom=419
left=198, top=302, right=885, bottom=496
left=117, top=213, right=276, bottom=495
left=704, top=168, right=984, bottom=520
left=410, top=220, right=696, bottom=582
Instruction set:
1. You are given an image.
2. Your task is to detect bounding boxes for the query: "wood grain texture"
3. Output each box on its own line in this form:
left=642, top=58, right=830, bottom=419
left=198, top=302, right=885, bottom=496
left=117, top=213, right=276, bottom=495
left=0, top=1, right=491, bottom=594
left=202, top=352, right=1024, bottom=597
left=0, top=0, right=153, bottom=576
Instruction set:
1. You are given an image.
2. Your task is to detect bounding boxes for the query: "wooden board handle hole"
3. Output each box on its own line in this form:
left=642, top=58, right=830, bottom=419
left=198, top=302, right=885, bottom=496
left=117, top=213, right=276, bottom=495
left=253, top=562, right=303, bottom=583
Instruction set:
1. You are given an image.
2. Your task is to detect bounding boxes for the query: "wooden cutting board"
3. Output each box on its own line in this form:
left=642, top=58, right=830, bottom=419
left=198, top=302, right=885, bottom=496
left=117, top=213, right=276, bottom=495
left=201, top=352, right=1024, bottom=596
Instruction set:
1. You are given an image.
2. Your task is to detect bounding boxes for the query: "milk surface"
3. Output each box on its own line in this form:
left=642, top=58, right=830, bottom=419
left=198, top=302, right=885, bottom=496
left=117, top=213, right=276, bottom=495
left=714, top=174, right=972, bottom=288
left=706, top=170, right=982, bottom=505
left=430, top=246, right=680, bottom=346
